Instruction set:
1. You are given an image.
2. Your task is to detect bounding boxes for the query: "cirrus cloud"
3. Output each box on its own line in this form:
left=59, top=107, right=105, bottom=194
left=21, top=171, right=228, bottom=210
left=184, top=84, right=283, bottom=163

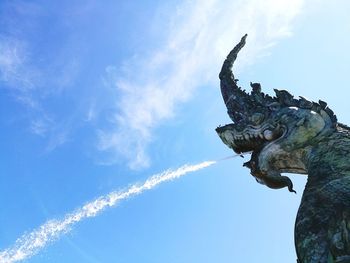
left=98, top=0, right=304, bottom=169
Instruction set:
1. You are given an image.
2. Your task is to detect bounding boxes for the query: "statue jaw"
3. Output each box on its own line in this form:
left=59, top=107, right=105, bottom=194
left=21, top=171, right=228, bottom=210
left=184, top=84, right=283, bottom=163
left=216, top=121, right=300, bottom=193
left=215, top=122, right=283, bottom=154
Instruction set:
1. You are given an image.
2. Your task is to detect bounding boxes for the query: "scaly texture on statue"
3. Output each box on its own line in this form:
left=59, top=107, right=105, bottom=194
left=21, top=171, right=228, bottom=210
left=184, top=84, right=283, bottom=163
left=216, top=35, right=350, bottom=263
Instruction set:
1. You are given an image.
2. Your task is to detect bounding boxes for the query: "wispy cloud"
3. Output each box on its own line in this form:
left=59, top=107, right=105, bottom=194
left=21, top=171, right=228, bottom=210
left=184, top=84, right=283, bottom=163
left=0, top=0, right=86, bottom=153
left=30, top=118, right=53, bottom=137
left=98, top=0, right=304, bottom=169
left=0, top=38, right=23, bottom=83
left=0, top=36, right=70, bottom=151
left=0, top=37, right=38, bottom=93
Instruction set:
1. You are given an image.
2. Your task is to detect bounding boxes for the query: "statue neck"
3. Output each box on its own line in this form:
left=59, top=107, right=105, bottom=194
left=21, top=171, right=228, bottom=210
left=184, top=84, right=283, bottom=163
left=306, top=130, right=350, bottom=187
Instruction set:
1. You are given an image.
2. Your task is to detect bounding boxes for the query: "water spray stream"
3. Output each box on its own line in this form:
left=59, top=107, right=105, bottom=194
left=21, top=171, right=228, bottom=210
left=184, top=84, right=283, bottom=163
left=216, top=151, right=252, bottom=162
left=0, top=154, right=248, bottom=263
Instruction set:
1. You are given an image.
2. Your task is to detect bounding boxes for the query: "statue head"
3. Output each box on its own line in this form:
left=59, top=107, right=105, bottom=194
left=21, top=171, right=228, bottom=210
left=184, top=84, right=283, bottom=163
left=216, top=35, right=338, bottom=191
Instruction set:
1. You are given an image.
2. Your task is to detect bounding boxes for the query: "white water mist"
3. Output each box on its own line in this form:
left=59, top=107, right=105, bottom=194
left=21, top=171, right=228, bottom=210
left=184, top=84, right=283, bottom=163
left=0, top=160, right=216, bottom=263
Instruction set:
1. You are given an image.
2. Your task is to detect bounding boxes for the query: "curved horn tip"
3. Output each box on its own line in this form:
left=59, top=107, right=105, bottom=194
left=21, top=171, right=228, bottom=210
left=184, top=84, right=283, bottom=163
left=237, top=34, right=248, bottom=47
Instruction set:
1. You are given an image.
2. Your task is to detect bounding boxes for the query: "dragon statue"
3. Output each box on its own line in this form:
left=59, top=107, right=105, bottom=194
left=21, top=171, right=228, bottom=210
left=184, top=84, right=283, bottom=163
left=216, top=34, right=350, bottom=263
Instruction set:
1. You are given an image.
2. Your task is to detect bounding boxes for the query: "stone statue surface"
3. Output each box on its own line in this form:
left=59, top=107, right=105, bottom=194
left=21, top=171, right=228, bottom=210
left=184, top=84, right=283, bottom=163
left=216, top=35, right=350, bottom=263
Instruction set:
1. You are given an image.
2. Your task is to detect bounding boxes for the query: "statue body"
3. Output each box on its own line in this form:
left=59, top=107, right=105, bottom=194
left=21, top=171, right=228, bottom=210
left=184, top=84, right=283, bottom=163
left=216, top=35, right=350, bottom=262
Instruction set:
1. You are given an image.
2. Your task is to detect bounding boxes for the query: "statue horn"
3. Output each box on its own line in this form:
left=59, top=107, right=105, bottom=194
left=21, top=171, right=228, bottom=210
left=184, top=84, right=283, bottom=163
left=219, top=34, right=250, bottom=123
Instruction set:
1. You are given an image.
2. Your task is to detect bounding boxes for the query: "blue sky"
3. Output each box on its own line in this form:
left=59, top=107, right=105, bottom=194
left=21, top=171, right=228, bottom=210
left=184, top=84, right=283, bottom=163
left=1, top=0, right=350, bottom=262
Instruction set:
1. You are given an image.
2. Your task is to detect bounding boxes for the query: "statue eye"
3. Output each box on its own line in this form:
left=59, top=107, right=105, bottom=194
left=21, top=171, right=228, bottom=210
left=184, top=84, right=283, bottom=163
left=251, top=113, right=264, bottom=125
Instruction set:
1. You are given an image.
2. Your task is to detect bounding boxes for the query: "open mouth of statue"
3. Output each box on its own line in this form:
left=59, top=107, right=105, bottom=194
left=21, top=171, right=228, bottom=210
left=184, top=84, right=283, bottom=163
left=215, top=124, right=283, bottom=154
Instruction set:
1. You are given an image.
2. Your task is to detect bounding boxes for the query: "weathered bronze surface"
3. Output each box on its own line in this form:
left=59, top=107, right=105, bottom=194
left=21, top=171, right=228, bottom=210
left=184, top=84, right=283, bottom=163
left=216, top=35, right=350, bottom=263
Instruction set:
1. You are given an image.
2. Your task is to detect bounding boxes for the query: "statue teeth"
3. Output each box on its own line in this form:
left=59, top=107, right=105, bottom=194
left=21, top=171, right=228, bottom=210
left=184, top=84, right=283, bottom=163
left=244, top=134, right=250, bottom=140
left=259, top=133, right=264, bottom=139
